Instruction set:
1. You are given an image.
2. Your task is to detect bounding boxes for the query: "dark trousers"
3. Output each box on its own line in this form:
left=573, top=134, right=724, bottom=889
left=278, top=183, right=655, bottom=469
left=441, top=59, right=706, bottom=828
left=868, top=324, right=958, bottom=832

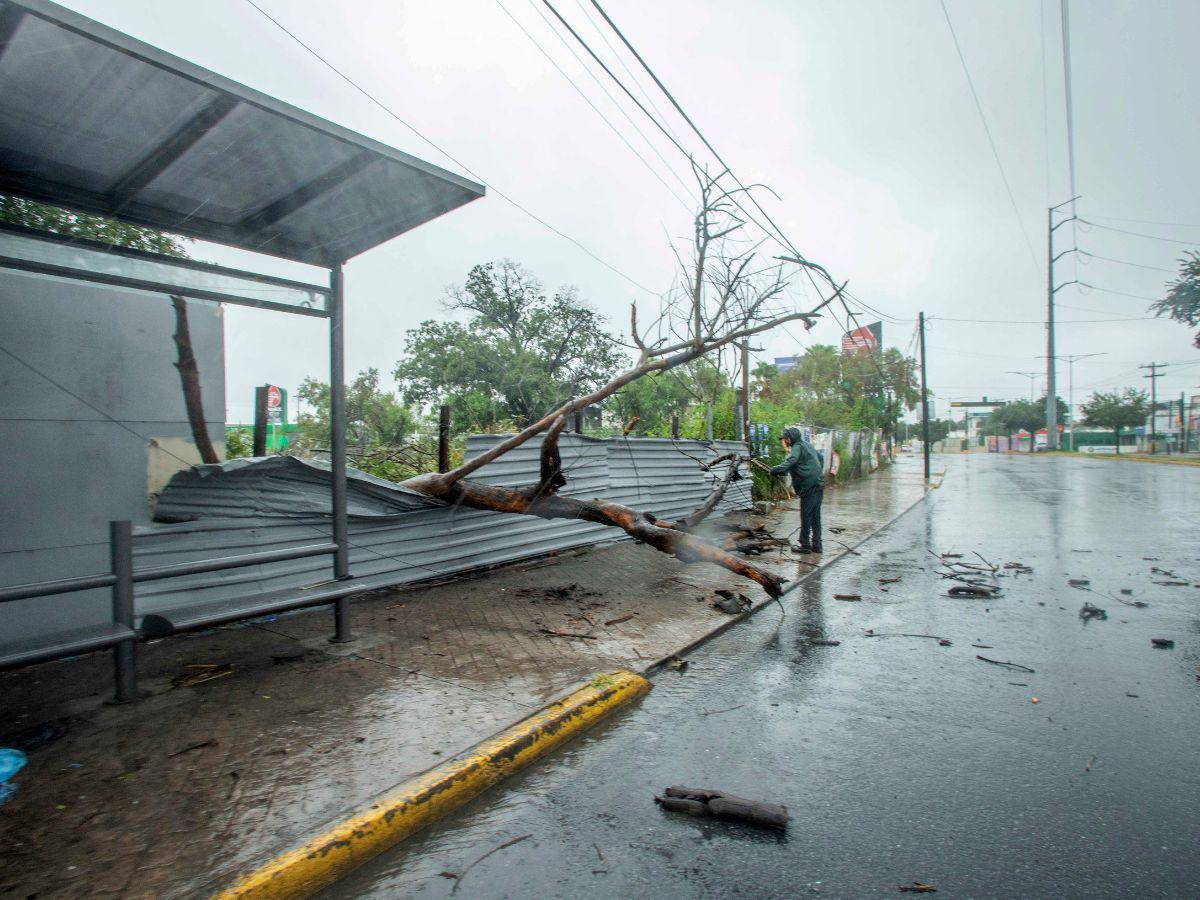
left=799, top=484, right=824, bottom=549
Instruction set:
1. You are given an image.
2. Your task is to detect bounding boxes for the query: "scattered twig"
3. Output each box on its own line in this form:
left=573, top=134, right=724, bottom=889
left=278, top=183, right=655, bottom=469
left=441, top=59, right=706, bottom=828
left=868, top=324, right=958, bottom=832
left=899, top=883, right=937, bottom=893
left=603, top=613, right=636, bottom=627
left=167, top=739, right=217, bottom=758
left=947, top=585, right=997, bottom=598
left=452, top=834, right=533, bottom=894
left=864, top=631, right=952, bottom=646
left=976, top=655, right=1035, bottom=673
left=1085, top=754, right=1097, bottom=773
left=700, top=703, right=745, bottom=717
left=593, top=843, right=605, bottom=865
left=833, top=593, right=862, bottom=601
left=538, top=628, right=597, bottom=640
left=971, top=644, right=993, bottom=649
left=879, top=576, right=902, bottom=584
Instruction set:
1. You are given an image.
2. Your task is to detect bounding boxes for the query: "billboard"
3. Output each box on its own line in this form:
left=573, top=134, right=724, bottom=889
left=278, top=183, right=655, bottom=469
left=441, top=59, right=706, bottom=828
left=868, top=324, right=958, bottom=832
left=264, top=384, right=287, bottom=424
left=841, top=321, right=882, bottom=354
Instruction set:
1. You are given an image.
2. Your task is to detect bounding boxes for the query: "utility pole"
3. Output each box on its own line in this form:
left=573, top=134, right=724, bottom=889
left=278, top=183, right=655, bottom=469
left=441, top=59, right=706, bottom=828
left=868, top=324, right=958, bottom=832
left=1141, top=362, right=1165, bottom=453
left=1046, top=196, right=1080, bottom=450
left=1008, top=371, right=1040, bottom=402
left=1181, top=393, right=1188, bottom=455
left=1038, top=352, right=1105, bottom=451
left=919, top=311, right=930, bottom=481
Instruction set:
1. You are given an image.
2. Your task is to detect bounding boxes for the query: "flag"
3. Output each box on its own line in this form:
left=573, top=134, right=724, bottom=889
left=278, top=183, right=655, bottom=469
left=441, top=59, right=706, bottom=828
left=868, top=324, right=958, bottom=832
left=841, top=321, right=882, bottom=354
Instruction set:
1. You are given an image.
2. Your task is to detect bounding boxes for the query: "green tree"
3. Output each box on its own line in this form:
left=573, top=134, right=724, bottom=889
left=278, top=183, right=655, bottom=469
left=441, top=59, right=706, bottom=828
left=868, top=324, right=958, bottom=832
left=296, top=368, right=415, bottom=455
left=985, top=396, right=1068, bottom=448
left=394, top=260, right=626, bottom=430
left=606, top=371, right=693, bottom=436
left=1152, top=250, right=1200, bottom=348
left=0, top=194, right=189, bottom=257
left=1081, top=388, right=1149, bottom=455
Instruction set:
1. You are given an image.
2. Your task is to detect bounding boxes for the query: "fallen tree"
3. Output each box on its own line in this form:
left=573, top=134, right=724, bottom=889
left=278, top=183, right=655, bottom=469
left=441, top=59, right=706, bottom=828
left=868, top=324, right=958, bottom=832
left=401, top=165, right=844, bottom=596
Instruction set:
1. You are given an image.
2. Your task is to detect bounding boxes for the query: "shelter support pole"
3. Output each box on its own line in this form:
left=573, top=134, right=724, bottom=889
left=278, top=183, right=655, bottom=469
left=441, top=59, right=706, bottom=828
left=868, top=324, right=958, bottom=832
left=110, top=520, right=137, bottom=703
left=329, top=264, right=352, bottom=642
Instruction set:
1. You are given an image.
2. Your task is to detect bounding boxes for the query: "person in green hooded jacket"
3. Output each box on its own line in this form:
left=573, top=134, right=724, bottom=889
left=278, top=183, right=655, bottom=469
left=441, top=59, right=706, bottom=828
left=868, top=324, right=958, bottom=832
left=770, top=426, right=825, bottom=553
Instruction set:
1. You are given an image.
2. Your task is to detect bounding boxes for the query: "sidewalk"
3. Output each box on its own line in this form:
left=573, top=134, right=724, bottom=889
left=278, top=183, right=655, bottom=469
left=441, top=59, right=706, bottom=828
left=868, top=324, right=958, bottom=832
left=0, top=456, right=931, bottom=899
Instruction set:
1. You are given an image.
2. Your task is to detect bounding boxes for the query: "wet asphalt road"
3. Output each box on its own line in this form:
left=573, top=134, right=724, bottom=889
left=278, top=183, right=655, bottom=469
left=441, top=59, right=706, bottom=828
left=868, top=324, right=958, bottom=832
left=329, top=454, right=1200, bottom=900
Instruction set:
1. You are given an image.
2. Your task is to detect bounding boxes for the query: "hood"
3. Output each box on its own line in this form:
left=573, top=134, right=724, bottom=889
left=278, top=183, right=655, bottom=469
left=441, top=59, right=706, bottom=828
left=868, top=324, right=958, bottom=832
left=783, top=427, right=805, bottom=445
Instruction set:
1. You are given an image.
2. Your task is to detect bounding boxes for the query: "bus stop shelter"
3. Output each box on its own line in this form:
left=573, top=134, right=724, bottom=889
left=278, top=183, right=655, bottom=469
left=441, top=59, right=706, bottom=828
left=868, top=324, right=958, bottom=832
left=0, top=0, right=484, bottom=697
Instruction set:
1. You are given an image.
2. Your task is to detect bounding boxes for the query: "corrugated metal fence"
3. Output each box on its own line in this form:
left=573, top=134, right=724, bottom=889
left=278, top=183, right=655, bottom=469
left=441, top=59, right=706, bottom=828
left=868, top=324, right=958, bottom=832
left=133, top=436, right=751, bottom=623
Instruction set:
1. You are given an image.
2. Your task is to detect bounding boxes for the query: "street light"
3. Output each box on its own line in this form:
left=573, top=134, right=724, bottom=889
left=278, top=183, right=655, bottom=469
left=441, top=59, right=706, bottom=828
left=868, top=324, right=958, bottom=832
left=1007, top=371, right=1041, bottom=402
left=1037, top=352, right=1106, bottom=451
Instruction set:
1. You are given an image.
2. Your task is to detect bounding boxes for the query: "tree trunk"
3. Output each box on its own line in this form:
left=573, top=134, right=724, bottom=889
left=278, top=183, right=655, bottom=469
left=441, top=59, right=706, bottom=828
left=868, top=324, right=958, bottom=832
left=170, top=295, right=219, bottom=464
left=439, top=478, right=783, bottom=597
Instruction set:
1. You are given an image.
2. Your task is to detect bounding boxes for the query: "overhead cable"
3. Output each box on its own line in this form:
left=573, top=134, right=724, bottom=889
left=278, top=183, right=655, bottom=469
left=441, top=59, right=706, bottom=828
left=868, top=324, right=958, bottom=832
left=243, top=0, right=659, bottom=295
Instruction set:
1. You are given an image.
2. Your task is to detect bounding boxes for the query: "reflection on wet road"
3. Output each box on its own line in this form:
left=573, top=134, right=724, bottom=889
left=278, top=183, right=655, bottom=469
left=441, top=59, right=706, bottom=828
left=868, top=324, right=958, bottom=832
left=330, top=454, right=1200, bottom=899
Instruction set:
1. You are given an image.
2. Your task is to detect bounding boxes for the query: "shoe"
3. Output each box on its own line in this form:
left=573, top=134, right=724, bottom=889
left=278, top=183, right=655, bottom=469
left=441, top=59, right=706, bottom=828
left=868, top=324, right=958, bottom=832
left=810, top=545, right=823, bottom=554
left=791, top=544, right=812, bottom=554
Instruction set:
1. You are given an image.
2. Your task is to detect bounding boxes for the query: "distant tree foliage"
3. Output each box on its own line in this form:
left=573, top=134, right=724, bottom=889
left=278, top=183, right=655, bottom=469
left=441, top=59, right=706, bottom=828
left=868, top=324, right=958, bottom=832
left=0, top=194, right=189, bottom=257
left=983, top=396, right=1067, bottom=441
left=1081, top=388, right=1149, bottom=454
left=1153, top=250, right=1200, bottom=348
left=394, top=260, right=626, bottom=431
left=296, top=368, right=415, bottom=454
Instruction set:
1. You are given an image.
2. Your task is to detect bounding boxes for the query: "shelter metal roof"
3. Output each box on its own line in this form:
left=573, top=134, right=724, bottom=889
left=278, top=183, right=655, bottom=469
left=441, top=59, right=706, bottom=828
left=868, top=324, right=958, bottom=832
left=0, top=0, right=484, bottom=267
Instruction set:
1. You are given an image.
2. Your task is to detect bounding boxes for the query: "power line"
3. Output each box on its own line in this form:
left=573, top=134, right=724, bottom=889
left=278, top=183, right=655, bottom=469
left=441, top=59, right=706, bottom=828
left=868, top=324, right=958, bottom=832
left=1078, top=218, right=1200, bottom=246
left=493, top=0, right=693, bottom=210
left=242, top=0, right=659, bottom=296
left=939, top=0, right=1041, bottom=278
left=1086, top=213, right=1200, bottom=229
left=1078, top=283, right=1163, bottom=303
left=1078, top=250, right=1176, bottom=274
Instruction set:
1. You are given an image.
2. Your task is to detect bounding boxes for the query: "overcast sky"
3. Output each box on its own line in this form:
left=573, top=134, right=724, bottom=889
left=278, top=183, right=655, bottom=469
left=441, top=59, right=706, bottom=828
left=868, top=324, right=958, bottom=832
left=59, top=0, right=1200, bottom=422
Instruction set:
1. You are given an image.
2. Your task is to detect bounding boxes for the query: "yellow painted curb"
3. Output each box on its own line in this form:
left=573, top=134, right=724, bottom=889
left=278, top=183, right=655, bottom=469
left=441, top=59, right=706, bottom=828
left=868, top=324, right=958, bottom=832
left=214, top=670, right=650, bottom=900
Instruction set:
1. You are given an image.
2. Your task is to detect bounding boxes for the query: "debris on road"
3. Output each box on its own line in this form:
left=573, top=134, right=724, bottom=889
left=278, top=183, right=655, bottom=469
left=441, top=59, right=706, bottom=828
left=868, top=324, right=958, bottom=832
left=1150, top=638, right=1175, bottom=649
left=879, top=576, right=902, bottom=584
left=699, top=704, right=745, bottom=717
left=898, top=882, right=938, bottom=893
left=976, top=655, right=1035, bottom=673
left=1085, top=755, right=1098, bottom=772
left=603, top=613, right=636, bottom=627
left=947, top=585, right=997, bottom=598
left=833, top=593, right=862, bottom=601
left=654, top=785, right=789, bottom=830
left=864, top=630, right=951, bottom=646
left=809, top=639, right=841, bottom=647
left=1079, top=603, right=1108, bottom=622
left=538, top=628, right=597, bottom=640
left=171, top=663, right=233, bottom=688
left=451, top=834, right=532, bottom=894
left=668, top=656, right=689, bottom=672
left=1068, top=578, right=1091, bottom=587
left=713, top=590, right=752, bottom=614
left=167, top=739, right=217, bottom=758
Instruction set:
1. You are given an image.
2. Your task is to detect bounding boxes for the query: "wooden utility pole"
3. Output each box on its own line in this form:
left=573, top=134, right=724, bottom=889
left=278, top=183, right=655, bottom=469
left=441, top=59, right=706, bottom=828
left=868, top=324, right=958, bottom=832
left=437, top=404, right=451, bottom=473
left=919, top=311, right=930, bottom=481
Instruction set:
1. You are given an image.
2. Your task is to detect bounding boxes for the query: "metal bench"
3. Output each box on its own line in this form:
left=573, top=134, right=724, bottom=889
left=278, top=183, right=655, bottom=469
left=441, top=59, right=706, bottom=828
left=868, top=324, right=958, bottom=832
left=0, top=521, right=360, bottom=701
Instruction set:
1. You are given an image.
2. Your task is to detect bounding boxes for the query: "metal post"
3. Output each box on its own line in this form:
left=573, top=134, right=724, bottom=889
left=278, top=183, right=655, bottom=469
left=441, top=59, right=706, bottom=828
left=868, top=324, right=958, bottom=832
left=1181, top=393, right=1188, bottom=455
left=252, top=385, right=268, bottom=456
left=110, top=520, right=137, bottom=703
left=1067, top=357, right=1075, bottom=452
left=740, top=341, right=750, bottom=446
left=329, top=263, right=352, bottom=642
left=438, top=404, right=451, bottom=473
left=1046, top=207, right=1058, bottom=450
left=919, top=312, right=930, bottom=480
left=670, top=414, right=680, bottom=440
left=734, top=388, right=745, bottom=443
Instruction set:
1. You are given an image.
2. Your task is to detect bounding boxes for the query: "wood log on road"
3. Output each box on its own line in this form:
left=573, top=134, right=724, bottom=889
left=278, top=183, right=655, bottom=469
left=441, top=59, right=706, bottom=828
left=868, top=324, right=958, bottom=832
left=655, top=785, right=789, bottom=830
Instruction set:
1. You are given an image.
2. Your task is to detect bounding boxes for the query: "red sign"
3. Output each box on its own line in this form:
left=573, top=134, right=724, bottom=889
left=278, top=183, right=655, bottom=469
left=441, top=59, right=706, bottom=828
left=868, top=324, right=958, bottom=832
left=266, top=385, right=281, bottom=409
left=841, top=321, right=882, bottom=354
